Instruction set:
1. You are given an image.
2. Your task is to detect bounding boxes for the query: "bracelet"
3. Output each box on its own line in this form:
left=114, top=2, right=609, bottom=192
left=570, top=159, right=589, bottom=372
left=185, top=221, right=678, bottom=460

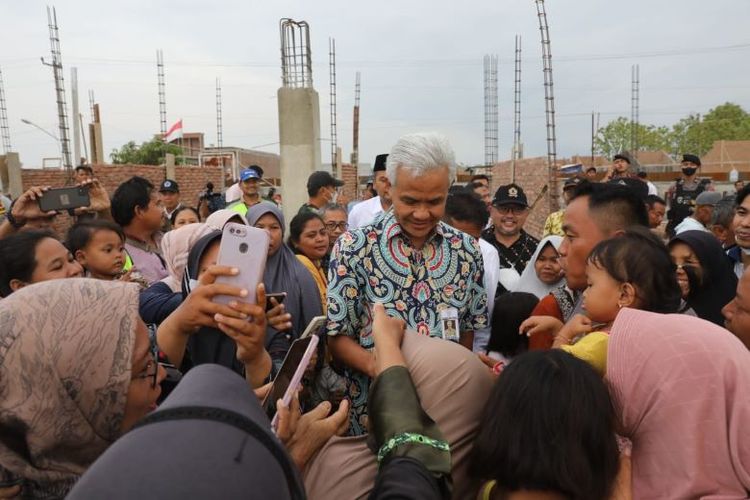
left=377, top=432, right=449, bottom=463
left=5, top=203, right=24, bottom=229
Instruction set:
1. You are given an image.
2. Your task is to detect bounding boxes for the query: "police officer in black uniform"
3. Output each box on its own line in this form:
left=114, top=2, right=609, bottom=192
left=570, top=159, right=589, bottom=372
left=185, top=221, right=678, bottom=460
left=665, top=154, right=713, bottom=238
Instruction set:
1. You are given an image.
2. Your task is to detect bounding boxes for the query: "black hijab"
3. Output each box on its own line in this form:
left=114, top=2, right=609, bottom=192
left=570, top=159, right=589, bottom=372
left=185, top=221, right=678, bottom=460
left=67, top=364, right=305, bottom=499
left=180, top=230, right=246, bottom=375
left=669, top=230, right=737, bottom=326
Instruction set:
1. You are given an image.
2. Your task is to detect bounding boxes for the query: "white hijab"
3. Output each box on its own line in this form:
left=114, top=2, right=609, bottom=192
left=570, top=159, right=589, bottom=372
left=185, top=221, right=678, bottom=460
left=512, top=235, right=564, bottom=298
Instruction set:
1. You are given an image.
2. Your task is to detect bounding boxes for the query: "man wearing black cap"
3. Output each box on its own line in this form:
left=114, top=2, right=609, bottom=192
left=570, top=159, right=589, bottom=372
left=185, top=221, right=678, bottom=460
left=348, top=154, right=392, bottom=229
left=158, top=179, right=182, bottom=221
left=601, top=152, right=635, bottom=182
left=299, top=171, right=345, bottom=215
left=481, top=183, right=540, bottom=293
left=665, top=154, right=713, bottom=238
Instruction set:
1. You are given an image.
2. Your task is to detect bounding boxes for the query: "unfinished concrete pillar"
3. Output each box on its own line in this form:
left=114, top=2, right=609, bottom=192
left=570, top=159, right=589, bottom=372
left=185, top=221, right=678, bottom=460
left=6, top=152, right=23, bottom=198
left=278, top=18, right=321, bottom=227
left=165, top=153, right=176, bottom=180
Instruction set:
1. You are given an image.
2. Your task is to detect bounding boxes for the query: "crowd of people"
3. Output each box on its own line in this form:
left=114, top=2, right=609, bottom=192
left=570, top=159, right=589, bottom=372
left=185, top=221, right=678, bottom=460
left=0, top=132, right=749, bottom=499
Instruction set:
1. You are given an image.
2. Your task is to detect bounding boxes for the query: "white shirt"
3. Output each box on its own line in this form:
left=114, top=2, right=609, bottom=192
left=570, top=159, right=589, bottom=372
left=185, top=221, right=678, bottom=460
left=674, top=216, right=709, bottom=235
left=225, top=183, right=242, bottom=203
left=646, top=181, right=658, bottom=196
left=474, top=238, right=500, bottom=353
left=348, top=195, right=386, bottom=229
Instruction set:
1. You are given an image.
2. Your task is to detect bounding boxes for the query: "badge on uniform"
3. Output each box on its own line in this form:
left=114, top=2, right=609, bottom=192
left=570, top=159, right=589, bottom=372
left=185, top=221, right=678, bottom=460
left=440, top=307, right=459, bottom=343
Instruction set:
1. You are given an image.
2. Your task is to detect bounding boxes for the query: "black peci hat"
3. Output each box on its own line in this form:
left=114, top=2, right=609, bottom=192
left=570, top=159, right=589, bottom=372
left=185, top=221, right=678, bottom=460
left=373, top=154, right=388, bottom=172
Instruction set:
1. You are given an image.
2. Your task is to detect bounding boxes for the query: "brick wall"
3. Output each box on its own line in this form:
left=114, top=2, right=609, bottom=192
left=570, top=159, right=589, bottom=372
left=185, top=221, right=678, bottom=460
left=339, top=163, right=358, bottom=202
left=20, top=164, right=222, bottom=236
left=491, top=157, right=559, bottom=240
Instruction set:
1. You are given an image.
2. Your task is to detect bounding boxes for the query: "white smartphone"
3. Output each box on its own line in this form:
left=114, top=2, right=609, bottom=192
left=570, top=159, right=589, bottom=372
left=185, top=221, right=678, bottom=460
left=214, top=222, right=269, bottom=306
left=299, top=315, right=327, bottom=340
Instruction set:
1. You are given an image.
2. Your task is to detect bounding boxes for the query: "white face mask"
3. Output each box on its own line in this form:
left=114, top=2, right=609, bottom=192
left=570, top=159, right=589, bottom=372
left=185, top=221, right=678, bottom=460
left=330, top=188, right=339, bottom=204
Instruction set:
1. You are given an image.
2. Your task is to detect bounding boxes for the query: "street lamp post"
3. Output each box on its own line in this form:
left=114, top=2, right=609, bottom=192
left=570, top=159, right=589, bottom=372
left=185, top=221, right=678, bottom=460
left=20, top=118, right=62, bottom=162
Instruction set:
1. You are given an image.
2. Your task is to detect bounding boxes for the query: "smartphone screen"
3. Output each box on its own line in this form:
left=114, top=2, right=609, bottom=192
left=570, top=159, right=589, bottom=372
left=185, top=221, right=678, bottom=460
left=215, top=223, right=269, bottom=305
left=263, top=335, right=319, bottom=421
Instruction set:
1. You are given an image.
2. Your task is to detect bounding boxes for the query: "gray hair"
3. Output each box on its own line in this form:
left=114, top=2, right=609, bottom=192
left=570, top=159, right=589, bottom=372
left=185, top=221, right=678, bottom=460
left=320, top=203, right=348, bottom=217
left=386, top=132, right=456, bottom=186
left=712, top=196, right=736, bottom=228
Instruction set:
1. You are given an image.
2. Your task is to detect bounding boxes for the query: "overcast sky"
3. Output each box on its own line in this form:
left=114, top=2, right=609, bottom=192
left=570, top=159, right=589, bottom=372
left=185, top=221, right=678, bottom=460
left=2, top=0, right=749, bottom=169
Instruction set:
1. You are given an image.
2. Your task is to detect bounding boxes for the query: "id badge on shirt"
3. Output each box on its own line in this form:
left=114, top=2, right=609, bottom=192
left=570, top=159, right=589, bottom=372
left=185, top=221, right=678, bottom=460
left=440, top=307, right=459, bottom=343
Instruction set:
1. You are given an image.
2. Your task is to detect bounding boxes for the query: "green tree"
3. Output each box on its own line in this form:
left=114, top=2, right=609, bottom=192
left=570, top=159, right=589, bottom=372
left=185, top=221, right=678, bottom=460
left=110, top=137, right=184, bottom=165
left=594, top=117, right=671, bottom=158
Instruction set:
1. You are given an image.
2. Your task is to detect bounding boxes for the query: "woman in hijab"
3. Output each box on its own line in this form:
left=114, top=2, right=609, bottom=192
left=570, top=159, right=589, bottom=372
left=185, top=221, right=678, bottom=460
left=607, top=308, right=750, bottom=497
left=139, top=223, right=213, bottom=324
left=205, top=208, right=248, bottom=231
left=668, top=230, right=737, bottom=325
left=0, top=279, right=165, bottom=499
left=67, top=364, right=307, bottom=500
left=512, top=235, right=565, bottom=299
left=177, top=230, right=273, bottom=387
left=246, top=204, right=323, bottom=366
left=303, top=330, right=494, bottom=500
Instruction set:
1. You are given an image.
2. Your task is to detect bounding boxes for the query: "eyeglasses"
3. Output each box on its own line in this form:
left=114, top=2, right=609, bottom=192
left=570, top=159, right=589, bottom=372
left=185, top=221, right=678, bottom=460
left=325, top=222, right=349, bottom=231
left=134, top=324, right=160, bottom=388
left=135, top=324, right=182, bottom=389
left=494, top=205, right=527, bottom=215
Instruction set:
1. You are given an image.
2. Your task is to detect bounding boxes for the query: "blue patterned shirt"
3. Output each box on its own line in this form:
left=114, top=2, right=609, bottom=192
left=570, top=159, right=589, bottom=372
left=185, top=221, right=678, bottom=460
left=325, top=210, right=488, bottom=434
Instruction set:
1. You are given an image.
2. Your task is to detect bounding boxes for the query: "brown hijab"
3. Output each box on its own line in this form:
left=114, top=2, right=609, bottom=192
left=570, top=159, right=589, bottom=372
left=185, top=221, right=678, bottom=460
left=0, top=279, right=138, bottom=498
left=303, top=333, right=494, bottom=500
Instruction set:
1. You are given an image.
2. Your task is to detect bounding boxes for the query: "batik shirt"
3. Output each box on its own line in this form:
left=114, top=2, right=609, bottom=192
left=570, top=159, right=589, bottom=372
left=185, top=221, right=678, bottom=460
left=326, top=210, right=488, bottom=435
left=481, top=228, right=539, bottom=275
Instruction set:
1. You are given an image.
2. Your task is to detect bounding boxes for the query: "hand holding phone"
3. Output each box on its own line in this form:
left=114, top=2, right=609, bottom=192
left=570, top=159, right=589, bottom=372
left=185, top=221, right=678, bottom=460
left=263, top=335, right=320, bottom=431
left=265, top=292, right=287, bottom=312
left=215, top=223, right=269, bottom=306
left=38, top=186, right=90, bottom=213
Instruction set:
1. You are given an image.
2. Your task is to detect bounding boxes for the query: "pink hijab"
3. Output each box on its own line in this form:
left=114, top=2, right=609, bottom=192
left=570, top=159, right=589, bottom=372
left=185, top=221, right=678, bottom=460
left=607, top=308, right=750, bottom=498
left=159, top=223, right=213, bottom=292
left=303, top=333, right=494, bottom=500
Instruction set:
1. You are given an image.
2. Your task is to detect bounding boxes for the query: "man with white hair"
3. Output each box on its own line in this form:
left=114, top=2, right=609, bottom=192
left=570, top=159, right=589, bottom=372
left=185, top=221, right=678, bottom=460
left=326, top=132, right=488, bottom=436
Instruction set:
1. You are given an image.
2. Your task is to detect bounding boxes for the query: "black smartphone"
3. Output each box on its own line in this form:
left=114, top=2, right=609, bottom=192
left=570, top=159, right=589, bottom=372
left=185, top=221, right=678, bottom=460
left=38, top=186, right=90, bottom=212
left=265, top=292, right=287, bottom=312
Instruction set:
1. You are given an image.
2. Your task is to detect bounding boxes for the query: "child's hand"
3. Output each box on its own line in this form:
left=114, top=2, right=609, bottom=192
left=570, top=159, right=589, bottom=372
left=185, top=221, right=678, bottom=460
left=519, top=315, right=564, bottom=338
left=554, top=314, right=593, bottom=347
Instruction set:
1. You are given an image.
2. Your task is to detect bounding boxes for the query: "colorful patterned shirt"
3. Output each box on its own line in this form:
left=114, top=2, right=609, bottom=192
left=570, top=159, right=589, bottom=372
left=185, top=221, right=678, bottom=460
left=326, top=210, right=488, bottom=435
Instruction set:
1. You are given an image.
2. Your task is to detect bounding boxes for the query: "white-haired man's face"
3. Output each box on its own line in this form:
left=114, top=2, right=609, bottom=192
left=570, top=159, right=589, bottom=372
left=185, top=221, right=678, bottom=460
left=390, top=165, right=450, bottom=249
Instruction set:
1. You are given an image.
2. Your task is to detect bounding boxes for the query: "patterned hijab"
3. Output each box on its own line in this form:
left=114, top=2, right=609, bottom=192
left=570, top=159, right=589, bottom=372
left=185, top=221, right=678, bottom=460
left=160, top=223, right=213, bottom=292
left=0, top=279, right=139, bottom=498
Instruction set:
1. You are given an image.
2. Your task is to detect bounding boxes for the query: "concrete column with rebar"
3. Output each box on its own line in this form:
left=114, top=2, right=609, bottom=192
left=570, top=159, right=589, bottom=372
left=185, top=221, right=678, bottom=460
left=278, top=18, right=322, bottom=226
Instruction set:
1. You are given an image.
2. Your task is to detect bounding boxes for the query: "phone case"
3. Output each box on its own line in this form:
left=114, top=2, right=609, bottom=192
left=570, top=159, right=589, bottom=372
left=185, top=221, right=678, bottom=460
left=38, top=186, right=90, bottom=212
left=270, top=334, right=319, bottom=430
left=214, top=223, right=270, bottom=305
left=299, top=315, right=327, bottom=339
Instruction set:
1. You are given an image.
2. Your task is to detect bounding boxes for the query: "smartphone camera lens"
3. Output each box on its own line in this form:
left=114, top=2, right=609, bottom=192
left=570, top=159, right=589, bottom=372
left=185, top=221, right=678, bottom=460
left=239, top=242, right=248, bottom=254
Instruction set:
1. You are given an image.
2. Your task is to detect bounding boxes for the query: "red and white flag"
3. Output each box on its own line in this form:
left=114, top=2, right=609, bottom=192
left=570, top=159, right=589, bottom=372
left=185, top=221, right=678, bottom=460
left=164, top=119, right=183, bottom=143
